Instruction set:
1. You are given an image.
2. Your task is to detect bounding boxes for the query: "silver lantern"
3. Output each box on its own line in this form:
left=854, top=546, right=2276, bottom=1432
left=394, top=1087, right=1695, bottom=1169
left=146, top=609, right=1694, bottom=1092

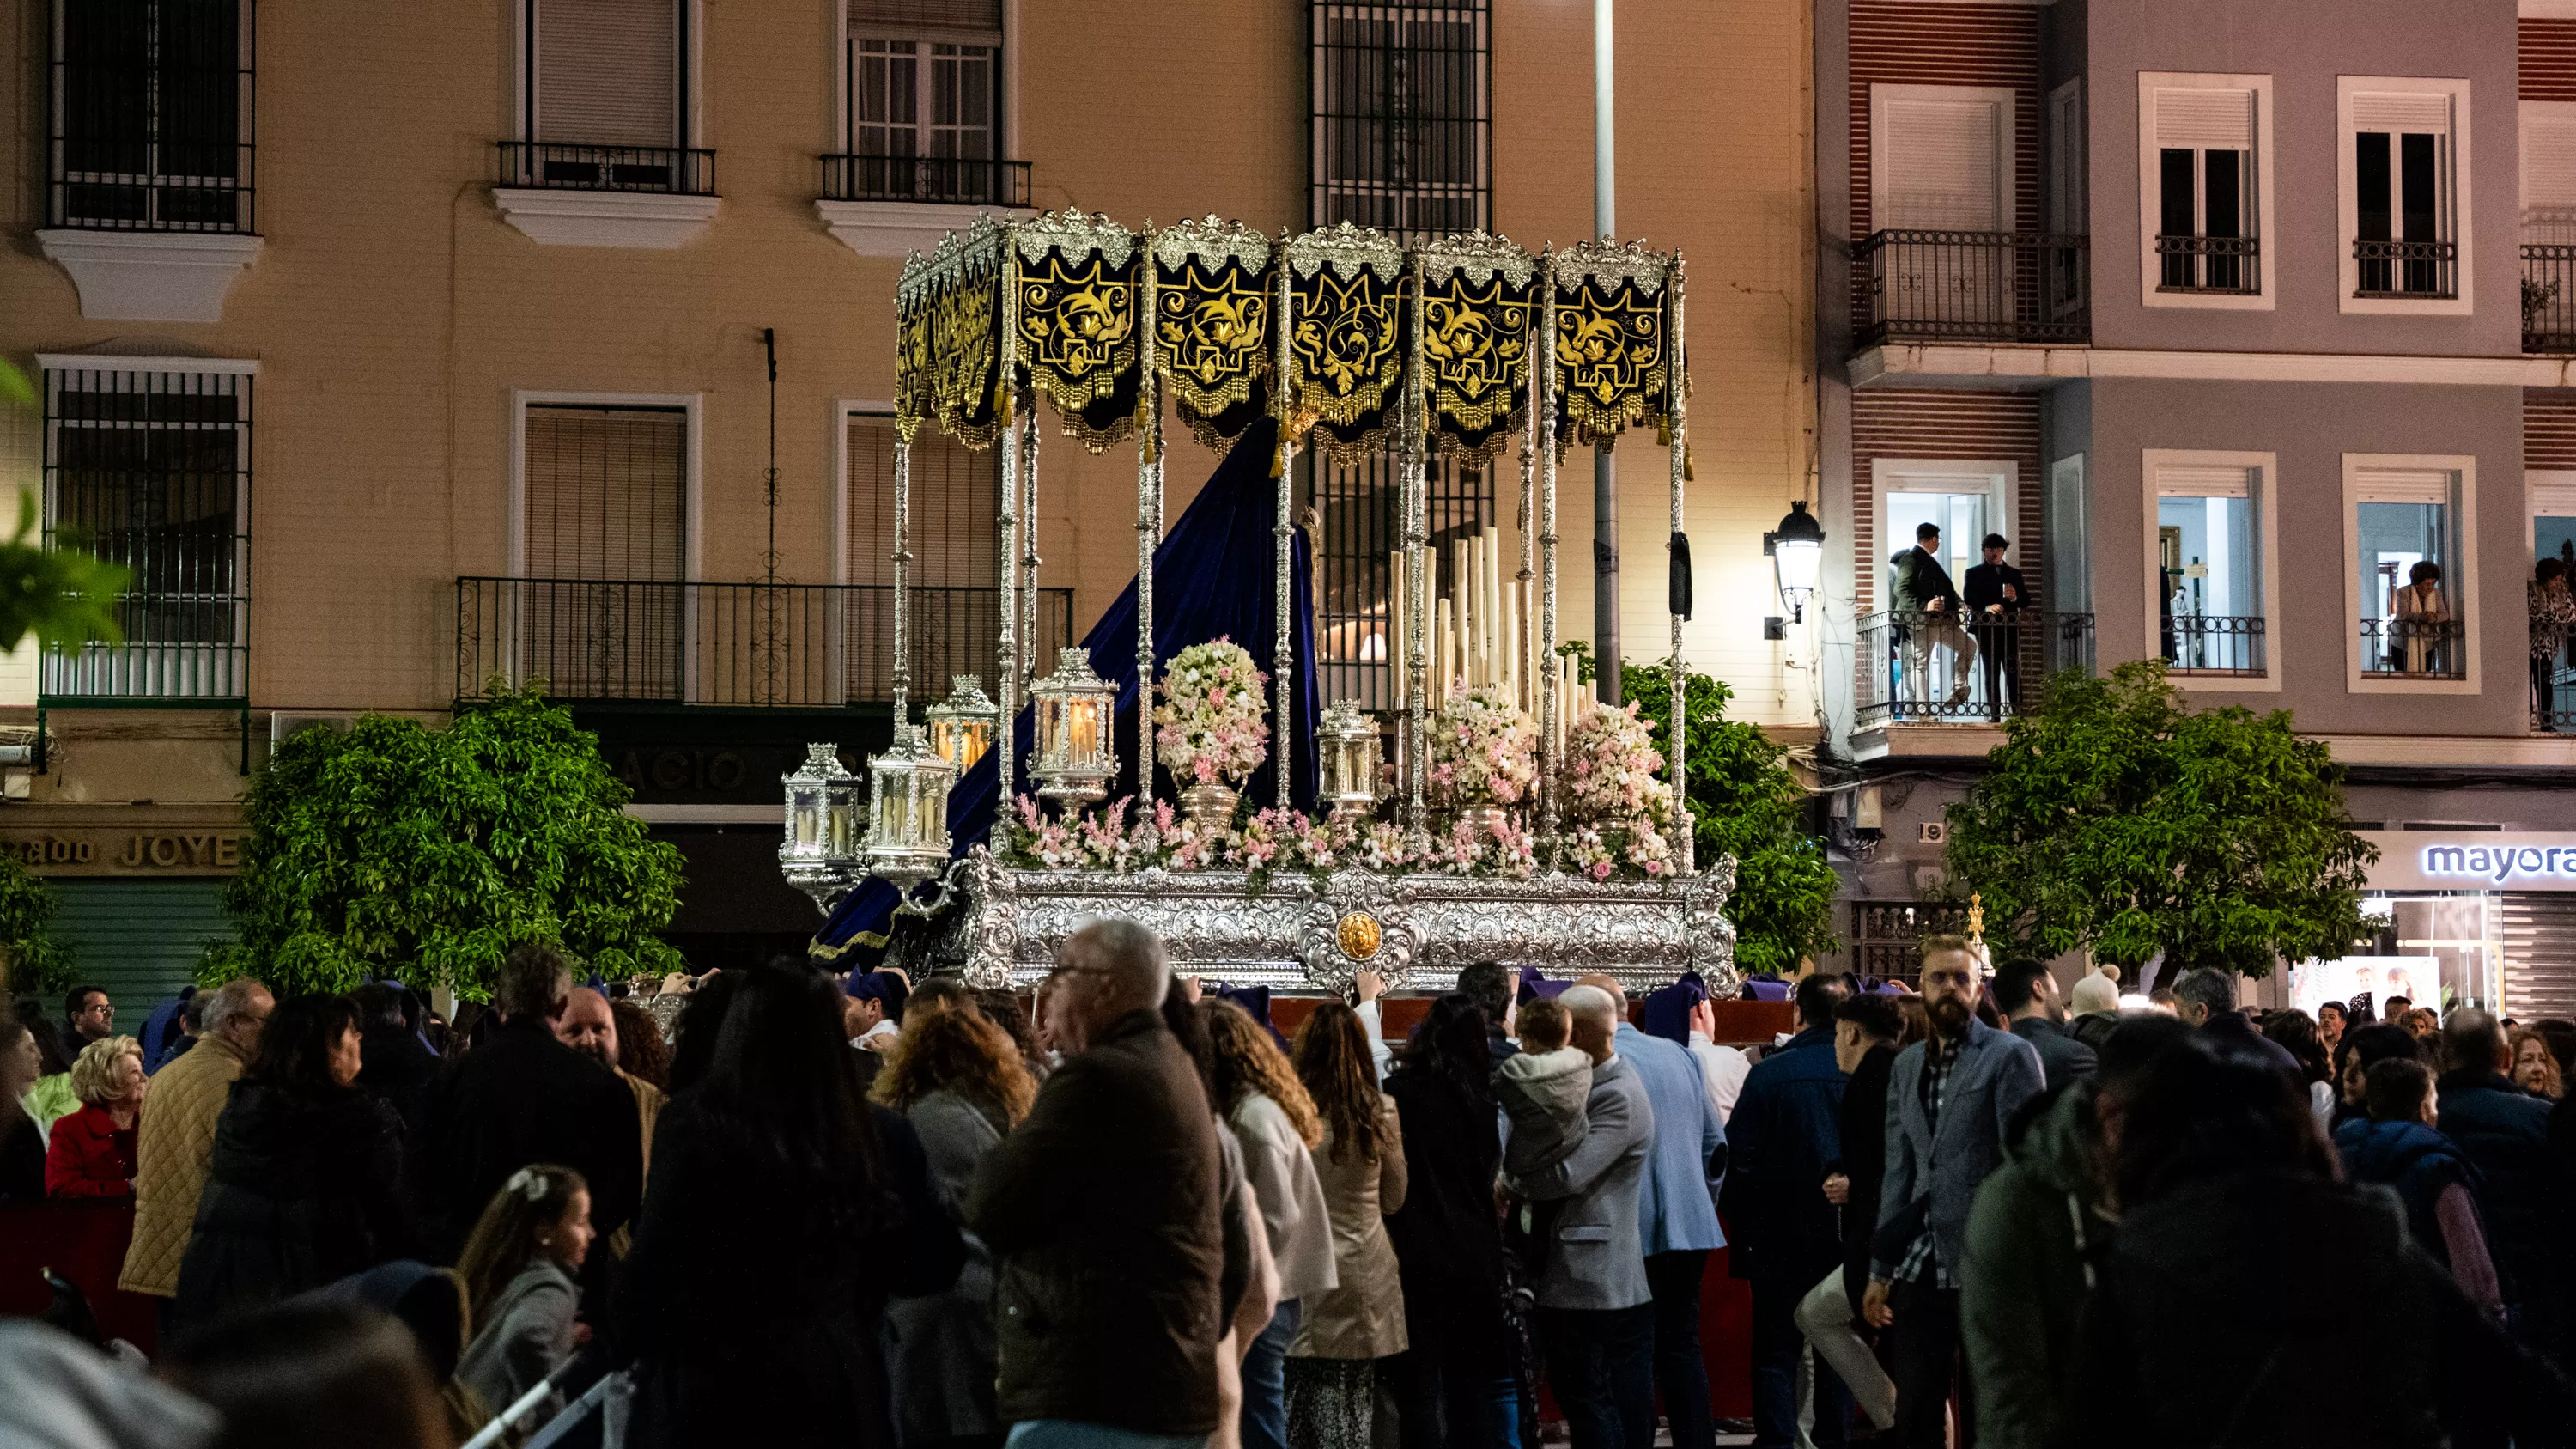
left=926, top=674, right=1000, bottom=771
left=1315, top=698, right=1382, bottom=822
left=780, top=742, right=861, bottom=910
left=860, top=721, right=956, bottom=890
left=1029, top=646, right=1119, bottom=807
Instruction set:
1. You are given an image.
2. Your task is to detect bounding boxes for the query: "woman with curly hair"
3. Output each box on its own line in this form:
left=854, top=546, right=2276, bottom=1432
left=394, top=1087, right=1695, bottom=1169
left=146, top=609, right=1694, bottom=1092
left=975, top=987, right=1050, bottom=1083
left=1283, top=1001, right=1407, bottom=1449
left=1199, top=998, right=1334, bottom=1449
left=872, top=996, right=1037, bottom=1449
left=46, top=1034, right=146, bottom=1198
left=2509, top=1026, right=2563, bottom=1099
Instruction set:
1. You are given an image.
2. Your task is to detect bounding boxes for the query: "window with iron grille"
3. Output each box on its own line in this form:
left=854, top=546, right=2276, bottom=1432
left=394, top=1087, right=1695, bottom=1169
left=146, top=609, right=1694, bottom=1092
left=1309, top=1, right=1492, bottom=241
left=42, top=365, right=252, bottom=701
left=49, top=0, right=254, bottom=232
left=519, top=403, right=688, bottom=699
left=847, top=413, right=1017, bottom=701
left=1307, top=455, right=1494, bottom=710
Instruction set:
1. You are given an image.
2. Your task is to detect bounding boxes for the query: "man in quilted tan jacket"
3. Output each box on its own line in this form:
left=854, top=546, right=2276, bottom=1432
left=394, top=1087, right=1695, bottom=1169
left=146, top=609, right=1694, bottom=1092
left=118, top=978, right=272, bottom=1330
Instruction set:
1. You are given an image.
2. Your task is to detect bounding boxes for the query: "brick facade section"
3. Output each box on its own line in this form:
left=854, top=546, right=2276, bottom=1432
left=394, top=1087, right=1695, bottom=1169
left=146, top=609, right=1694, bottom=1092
left=1850, top=389, right=2044, bottom=613
left=1848, top=1, right=2044, bottom=238
left=2523, top=18, right=2576, bottom=101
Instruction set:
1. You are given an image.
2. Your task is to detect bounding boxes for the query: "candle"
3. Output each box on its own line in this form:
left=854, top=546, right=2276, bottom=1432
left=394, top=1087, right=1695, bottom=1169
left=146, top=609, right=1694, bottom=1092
left=1389, top=548, right=1407, bottom=709
left=1435, top=597, right=1452, bottom=711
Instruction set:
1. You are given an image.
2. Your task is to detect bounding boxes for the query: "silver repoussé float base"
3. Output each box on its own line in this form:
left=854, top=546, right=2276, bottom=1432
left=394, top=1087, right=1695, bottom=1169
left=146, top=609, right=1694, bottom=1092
left=899, top=846, right=1740, bottom=996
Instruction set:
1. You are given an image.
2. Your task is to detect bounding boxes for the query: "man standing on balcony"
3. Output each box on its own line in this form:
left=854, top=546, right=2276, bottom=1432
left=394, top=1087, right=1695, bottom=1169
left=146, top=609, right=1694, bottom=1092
left=1962, top=535, right=2026, bottom=722
left=1893, top=522, right=1977, bottom=709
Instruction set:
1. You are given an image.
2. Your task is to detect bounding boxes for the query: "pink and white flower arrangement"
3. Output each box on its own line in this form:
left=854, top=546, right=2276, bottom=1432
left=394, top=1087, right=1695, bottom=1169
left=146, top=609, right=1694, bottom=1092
left=1358, top=821, right=1414, bottom=871
left=1427, top=685, right=1538, bottom=809
left=1434, top=816, right=1538, bottom=880
left=1561, top=702, right=1673, bottom=825
left=1154, top=638, right=1271, bottom=788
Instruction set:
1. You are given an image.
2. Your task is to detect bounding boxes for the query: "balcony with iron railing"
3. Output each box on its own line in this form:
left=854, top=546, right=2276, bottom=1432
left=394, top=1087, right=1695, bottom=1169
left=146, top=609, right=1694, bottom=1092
left=821, top=154, right=1030, bottom=208
left=495, top=142, right=715, bottom=196
left=2161, top=614, right=2267, bottom=678
left=2526, top=244, right=2576, bottom=352
left=2360, top=616, right=2464, bottom=680
left=2354, top=238, right=2457, bottom=301
left=454, top=577, right=1073, bottom=709
left=2155, top=234, right=2260, bottom=295
left=1855, top=231, right=2089, bottom=347
left=1855, top=609, right=2093, bottom=729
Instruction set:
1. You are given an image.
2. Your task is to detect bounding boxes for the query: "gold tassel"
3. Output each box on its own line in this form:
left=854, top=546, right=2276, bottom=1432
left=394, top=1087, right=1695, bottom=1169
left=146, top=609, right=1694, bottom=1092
left=1137, top=384, right=1158, bottom=463
left=1656, top=417, right=1672, bottom=447
left=1269, top=444, right=1285, bottom=478
left=1684, top=443, right=1696, bottom=482
left=995, top=374, right=1014, bottom=427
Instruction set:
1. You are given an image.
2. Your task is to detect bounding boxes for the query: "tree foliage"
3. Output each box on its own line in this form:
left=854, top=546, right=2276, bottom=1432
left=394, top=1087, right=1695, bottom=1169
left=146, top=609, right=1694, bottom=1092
left=1624, top=662, right=1840, bottom=976
left=210, top=684, right=686, bottom=997
left=1943, top=660, right=2376, bottom=977
left=0, top=853, right=75, bottom=1001
left=0, top=360, right=129, bottom=653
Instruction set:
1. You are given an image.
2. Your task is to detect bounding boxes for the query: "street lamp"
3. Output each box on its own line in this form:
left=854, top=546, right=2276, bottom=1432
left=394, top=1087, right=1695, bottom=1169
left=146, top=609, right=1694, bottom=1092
left=1765, top=500, right=1826, bottom=631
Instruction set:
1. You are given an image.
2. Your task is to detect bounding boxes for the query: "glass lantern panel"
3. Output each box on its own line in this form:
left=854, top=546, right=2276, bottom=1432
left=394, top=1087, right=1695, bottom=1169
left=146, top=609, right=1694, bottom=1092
left=792, top=789, right=823, bottom=848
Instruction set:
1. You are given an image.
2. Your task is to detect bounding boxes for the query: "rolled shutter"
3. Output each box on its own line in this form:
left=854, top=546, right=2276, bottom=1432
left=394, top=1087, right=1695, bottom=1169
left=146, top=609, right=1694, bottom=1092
left=535, top=0, right=677, bottom=147
left=2352, top=92, right=2451, bottom=135
left=2155, top=88, right=2255, bottom=151
left=1880, top=94, right=2002, bottom=231
left=2155, top=463, right=2253, bottom=499
left=2351, top=466, right=2453, bottom=505
left=524, top=405, right=686, bottom=581
left=848, top=0, right=1000, bottom=28
left=2501, top=893, right=2576, bottom=1021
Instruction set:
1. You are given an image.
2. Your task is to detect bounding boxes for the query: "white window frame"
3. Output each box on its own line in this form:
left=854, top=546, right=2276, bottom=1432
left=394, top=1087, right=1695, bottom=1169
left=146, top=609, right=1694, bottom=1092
left=1869, top=458, right=2016, bottom=604
left=836, top=7, right=1006, bottom=159
left=1868, top=82, right=2016, bottom=235
left=831, top=399, right=901, bottom=589
left=512, top=0, right=708, bottom=149
left=2337, top=76, right=2474, bottom=317
left=2343, top=452, right=2479, bottom=695
left=2142, top=449, right=2280, bottom=691
left=2137, top=73, right=2275, bottom=311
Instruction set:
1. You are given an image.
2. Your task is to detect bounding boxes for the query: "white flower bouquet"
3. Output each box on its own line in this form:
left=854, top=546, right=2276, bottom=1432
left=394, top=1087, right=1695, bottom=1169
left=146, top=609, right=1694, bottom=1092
left=1154, top=638, right=1271, bottom=788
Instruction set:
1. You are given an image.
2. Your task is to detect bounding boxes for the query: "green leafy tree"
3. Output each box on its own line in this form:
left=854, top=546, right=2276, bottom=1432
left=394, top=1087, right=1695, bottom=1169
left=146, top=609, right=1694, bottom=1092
left=0, top=361, right=131, bottom=651
left=0, top=853, right=75, bottom=1000
left=1624, top=662, right=1840, bottom=976
left=210, top=684, right=686, bottom=997
left=1944, top=659, right=2376, bottom=977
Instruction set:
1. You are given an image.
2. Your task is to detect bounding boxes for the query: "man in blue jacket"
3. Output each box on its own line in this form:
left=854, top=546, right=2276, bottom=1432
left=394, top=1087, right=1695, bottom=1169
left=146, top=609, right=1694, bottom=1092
left=2434, top=1008, right=2560, bottom=1428
left=1722, top=972, right=1852, bottom=1449
left=1590, top=973, right=1728, bottom=1449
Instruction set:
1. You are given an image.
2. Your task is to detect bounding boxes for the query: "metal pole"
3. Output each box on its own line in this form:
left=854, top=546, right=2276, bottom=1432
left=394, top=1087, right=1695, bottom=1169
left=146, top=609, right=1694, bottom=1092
left=1139, top=238, right=1161, bottom=820
left=1404, top=250, right=1431, bottom=853
left=1591, top=0, right=1621, bottom=708
left=1273, top=246, right=1296, bottom=810
left=1668, top=257, right=1692, bottom=875
left=1539, top=253, right=1562, bottom=850
left=994, top=250, right=1021, bottom=841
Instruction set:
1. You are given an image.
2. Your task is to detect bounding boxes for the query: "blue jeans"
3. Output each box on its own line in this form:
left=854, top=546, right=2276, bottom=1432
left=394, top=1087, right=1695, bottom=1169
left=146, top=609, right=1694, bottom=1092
left=1540, top=1302, right=1656, bottom=1449
left=1241, top=1298, right=1302, bottom=1449
left=1005, top=1423, right=1208, bottom=1449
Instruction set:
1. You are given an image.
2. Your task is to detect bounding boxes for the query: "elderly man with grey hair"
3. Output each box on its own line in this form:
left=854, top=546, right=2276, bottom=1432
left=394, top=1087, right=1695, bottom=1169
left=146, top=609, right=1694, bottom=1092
left=118, top=977, right=273, bottom=1330
left=2168, top=965, right=2300, bottom=1075
left=968, top=918, right=1225, bottom=1449
left=1510, top=981, right=1656, bottom=1449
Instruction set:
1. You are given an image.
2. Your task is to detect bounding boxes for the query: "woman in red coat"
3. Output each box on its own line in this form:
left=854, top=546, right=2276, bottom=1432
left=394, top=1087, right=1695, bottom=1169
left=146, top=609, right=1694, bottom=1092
left=47, top=1033, right=145, bottom=1199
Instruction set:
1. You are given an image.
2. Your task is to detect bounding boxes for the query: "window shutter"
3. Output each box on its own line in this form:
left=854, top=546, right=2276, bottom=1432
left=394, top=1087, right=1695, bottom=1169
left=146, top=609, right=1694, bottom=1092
left=2525, top=104, right=2576, bottom=216
left=2351, top=466, right=2453, bottom=504
left=535, top=0, right=677, bottom=148
left=2154, top=88, right=2254, bottom=150
left=848, top=0, right=1000, bottom=27
left=2352, top=92, right=2450, bottom=135
left=2156, top=463, right=2253, bottom=499
left=524, top=406, right=686, bottom=581
left=1880, top=96, right=2002, bottom=231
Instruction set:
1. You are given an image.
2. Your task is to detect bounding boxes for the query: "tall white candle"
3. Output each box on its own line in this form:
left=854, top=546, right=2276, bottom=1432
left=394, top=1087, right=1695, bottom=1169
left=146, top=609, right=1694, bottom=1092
left=1389, top=547, right=1407, bottom=709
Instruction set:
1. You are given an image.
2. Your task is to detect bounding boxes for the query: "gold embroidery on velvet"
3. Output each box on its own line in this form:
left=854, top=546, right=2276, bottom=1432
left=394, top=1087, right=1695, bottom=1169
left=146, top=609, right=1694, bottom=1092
left=1017, top=250, right=1139, bottom=454
left=1421, top=271, right=1532, bottom=466
left=1155, top=256, right=1273, bottom=450
left=933, top=275, right=1004, bottom=451
left=1291, top=265, right=1402, bottom=467
left=1553, top=277, right=1668, bottom=451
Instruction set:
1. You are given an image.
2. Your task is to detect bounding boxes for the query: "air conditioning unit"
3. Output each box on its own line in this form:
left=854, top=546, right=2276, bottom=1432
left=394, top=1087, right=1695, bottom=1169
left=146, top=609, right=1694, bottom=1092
left=270, top=711, right=359, bottom=746
left=1918, top=820, right=1948, bottom=845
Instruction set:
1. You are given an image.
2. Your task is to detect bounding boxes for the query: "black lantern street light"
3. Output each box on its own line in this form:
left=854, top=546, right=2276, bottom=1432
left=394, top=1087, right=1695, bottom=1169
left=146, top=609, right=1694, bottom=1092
left=1763, top=499, right=1826, bottom=638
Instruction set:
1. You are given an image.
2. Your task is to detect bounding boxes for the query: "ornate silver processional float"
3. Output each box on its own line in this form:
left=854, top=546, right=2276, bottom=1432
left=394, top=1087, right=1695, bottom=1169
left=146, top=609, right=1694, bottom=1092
left=782, top=209, right=1735, bottom=995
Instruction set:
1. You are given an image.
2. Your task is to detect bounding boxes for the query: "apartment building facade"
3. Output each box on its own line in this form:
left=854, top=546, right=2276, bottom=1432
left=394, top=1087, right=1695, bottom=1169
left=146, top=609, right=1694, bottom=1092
left=0, top=0, right=1815, bottom=995
left=1818, top=0, right=2576, bottom=1012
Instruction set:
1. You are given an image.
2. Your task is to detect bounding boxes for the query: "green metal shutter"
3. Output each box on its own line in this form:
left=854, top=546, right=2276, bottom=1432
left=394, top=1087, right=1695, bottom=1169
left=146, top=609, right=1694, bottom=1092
left=47, top=880, right=237, bottom=1012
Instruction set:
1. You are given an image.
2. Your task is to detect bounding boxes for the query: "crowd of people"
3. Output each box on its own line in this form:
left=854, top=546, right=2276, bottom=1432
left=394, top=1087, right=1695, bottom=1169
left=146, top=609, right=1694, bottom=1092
left=3, top=928, right=2576, bottom=1449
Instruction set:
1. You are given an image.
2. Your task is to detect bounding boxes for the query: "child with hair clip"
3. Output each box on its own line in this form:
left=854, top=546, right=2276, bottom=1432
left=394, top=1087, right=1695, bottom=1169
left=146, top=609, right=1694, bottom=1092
left=455, top=1163, right=594, bottom=1426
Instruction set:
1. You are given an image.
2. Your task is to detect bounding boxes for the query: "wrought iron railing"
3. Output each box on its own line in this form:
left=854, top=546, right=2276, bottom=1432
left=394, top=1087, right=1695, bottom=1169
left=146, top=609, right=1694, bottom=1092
left=821, top=153, right=1029, bottom=207
left=2354, top=238, right=2457, bottom=300
left=2155, top=234, right=2259, bottom=295
left=2360, top=616, right=2464, bottom=679
left=43, top=595, right=248, bottom=702
left=2161, top=614, right=2267, bottom=677
left=1856, top=609, right=2093, bottom=728
left=455, top=578, right=1073, bottom=708
left=1855, top=230, right=2089, bottom=346
left=2524, top=244, right=2576, bottom=352
left=495, top=142, right=714, bottom=195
